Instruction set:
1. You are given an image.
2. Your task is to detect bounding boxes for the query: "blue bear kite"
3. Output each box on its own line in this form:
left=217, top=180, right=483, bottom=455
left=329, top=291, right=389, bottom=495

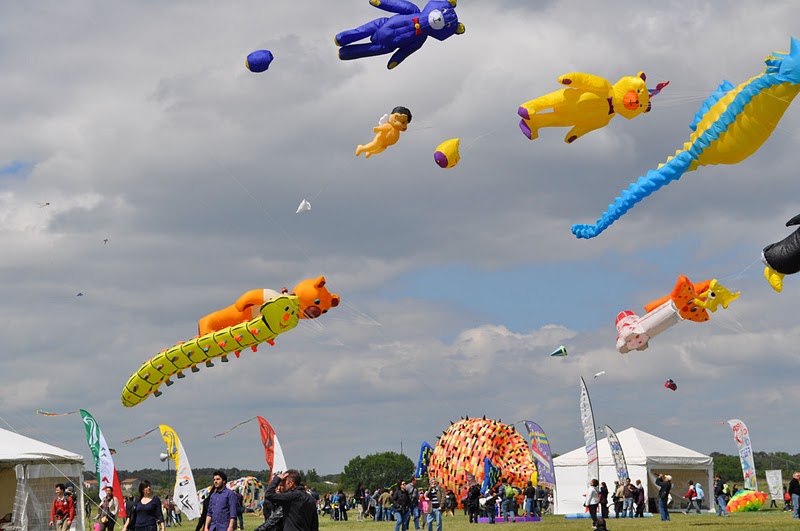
left=335, top=0, right=465, bottom=70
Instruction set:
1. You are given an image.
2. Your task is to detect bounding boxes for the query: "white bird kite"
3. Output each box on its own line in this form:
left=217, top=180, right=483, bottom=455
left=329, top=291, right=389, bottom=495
left=593, top=371, right=605, bottom=379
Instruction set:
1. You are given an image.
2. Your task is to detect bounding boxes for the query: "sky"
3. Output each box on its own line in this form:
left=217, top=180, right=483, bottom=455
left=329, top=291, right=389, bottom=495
left=2, top=1, right=800, bottom=479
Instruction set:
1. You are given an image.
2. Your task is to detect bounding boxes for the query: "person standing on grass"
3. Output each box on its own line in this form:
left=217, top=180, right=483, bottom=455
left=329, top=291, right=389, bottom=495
left=598, top=481, right=609, bottom=519
left=584, top=479, right=599, bottom=527
left=523, top=481, right=536, bottom=519
left=264, top=470, right=318, bottom=531
left=424, top=478, right=445, bottom=531
left=789, top=472, right=800, bottom=520
left=405, top=477, right=420, bottom=531
left=205, top=471, right=238, bottom=531
left=97, top=486, right=120, bottom=531
left=612, top=481, right=623, bottom=518
left=634, top=480, right=645, bottom=518
left=622, top=478, right=636, bottom=518
left=393, top=480, right=411, bottom=531
left=121, top=481, right=166, bottom=531
left=655, top=474, right=672, bottom=521
left=535, top=484, right=546, bottom=518
left=49, top=483, right=75, bottom=531
left=714, top=474, right=728, bottom=517
left=693, top=482, right=704, bottom=514
left=466, top=483, right=481, bottom=524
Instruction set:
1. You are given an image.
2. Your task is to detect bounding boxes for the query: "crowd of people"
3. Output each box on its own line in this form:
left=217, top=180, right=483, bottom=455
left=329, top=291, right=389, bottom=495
left=583, top=474, right=690, bottom=526
left=51, top=469, right=800, bottom=531
left=316, top=476, right=457, bottom=531
left=311, top=476, right=555, bottom=529
left=462, top=478, right=553, bottom=523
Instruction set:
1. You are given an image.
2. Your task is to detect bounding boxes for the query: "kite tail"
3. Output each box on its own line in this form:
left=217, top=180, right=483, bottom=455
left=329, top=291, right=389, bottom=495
left=571, top=151, right=695, bottom=239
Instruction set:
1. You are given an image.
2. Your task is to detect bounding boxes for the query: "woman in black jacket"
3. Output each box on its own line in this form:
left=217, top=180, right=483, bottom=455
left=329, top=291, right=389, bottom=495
left=599, top=482, right=609, bottom=519
left=392, top=481, right=411, bottom=531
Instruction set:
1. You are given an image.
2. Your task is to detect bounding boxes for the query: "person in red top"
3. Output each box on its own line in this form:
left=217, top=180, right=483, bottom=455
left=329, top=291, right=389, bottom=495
left=683, top=481, right=698, bottom=514
left=50, top=483, right=75, bottom=531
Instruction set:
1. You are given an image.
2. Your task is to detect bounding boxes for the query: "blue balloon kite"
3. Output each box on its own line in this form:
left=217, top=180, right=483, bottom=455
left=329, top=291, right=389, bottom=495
left=246, top=50, right=274, bottom=73
left=335, top=0, right=465, bottom=70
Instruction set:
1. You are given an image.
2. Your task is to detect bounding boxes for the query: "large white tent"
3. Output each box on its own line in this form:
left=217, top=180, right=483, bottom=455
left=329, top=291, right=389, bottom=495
left=553, top=427, right=713, bottom=515
left=0, top=428, right=85, bottom=530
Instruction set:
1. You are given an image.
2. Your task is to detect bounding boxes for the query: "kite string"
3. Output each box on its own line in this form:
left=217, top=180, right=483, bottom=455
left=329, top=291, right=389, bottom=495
left=308, top=157, right=358, bottom=203
left=460, top=129, right=496, bottom=156
left=210, top=156, right=326, bottom=273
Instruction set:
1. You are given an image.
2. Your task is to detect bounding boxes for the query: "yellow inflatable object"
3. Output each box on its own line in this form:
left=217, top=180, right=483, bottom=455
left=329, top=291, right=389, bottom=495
left=764, top=267, right=785, bottom=292
left=356, top=106, right=412, bottom=158
left=434, top=138, right=460, bottom=168
left=518, top=71, right=666, bottom=143
left=121, top=295, right=300, bottom=407
left=693, top=279, right=740, bottom=312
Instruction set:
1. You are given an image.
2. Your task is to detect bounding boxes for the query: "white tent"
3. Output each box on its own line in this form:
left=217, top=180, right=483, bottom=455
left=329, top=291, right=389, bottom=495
left=0, top=428, right=85, bottom=531
left=553, top=427, right=713, bottom=515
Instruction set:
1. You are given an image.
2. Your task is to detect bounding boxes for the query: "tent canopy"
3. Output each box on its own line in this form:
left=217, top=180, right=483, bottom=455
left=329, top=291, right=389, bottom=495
left=0, top=428, right=85, bottom=531
left=553, top=427, right=713, bottom=515
left=0, top=429, right=83, bottom=464
left=554, top=427, right=713, bottom=467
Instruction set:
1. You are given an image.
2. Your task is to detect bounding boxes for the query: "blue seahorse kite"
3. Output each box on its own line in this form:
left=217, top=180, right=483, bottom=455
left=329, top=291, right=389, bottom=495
left=572, top=37, right=800, bottom=239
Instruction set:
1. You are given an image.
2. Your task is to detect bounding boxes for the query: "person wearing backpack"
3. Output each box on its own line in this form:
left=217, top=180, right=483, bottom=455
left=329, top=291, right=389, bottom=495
left=50, top=483, right=75, bottom=531
left=713, top=474, right=727, bottom=517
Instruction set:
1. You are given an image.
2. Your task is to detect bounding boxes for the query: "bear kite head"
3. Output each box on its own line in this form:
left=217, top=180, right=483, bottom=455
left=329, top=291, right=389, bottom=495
left=290, top=276, right=340, bottom=319
left=612, top=71, right=664, bottom=120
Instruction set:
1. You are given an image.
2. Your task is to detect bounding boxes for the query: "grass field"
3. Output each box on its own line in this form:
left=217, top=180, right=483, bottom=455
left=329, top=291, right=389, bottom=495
left=84, top=509, right=799, bottom=531
left=283, top=510, right=796, bottom=531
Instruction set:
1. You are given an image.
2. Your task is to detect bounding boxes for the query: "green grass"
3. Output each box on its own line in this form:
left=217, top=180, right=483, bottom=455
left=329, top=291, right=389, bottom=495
left=85, top=510, right=799, bottom=531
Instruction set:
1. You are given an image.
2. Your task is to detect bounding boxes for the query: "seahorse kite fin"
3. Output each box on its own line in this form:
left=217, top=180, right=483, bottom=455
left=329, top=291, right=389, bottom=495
left=572, top=37, right=800, bottom=239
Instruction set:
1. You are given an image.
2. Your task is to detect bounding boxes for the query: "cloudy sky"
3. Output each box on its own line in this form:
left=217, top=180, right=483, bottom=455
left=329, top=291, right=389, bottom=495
left=2, top=1, right=800, bottom=478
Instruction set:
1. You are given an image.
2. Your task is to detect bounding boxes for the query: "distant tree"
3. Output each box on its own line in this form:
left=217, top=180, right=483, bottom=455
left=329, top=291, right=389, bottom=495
left=710, top=453, right=744, bottom=483
left=340, top=452, right=414, bottom=490
left=303, top=469, right=320, bottom=483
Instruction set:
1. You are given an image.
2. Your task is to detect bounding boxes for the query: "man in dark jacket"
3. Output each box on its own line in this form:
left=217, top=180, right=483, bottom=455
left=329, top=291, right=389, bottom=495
left=788, top=472, right=800, bottom=520
left=264, top=471, right=319, bottom=531
left=466, top=484, right=481, bottom=524
left=655, top=474, right=671, bottom=521
left=713, top=474, right=727, bottom=517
